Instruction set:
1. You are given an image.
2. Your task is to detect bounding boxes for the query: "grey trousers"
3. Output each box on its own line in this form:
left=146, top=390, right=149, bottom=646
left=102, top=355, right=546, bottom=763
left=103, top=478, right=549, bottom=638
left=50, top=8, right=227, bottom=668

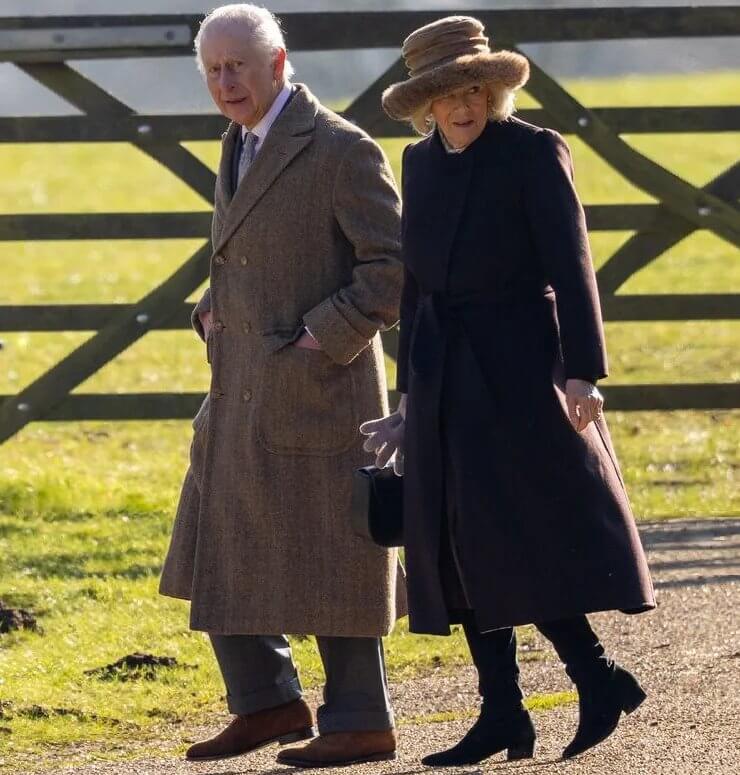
left=209, top=634, right=394, bottom=733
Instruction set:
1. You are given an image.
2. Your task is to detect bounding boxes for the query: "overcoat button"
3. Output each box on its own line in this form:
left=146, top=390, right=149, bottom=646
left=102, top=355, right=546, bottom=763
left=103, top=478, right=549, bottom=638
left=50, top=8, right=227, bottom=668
left=242, top=389, right=252, bottom=402
left=242, top=321, right=252, bottom=334
left=213, top=254, right=225, bottom=265
left=240, top=256, right=248, bottom=266
left=214, top=321, right=224, bottom=332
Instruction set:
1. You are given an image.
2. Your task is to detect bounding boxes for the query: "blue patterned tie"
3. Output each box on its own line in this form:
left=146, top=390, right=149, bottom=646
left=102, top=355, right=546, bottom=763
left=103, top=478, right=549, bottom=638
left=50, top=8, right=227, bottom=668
left=237, top=131, right=258, bottom=183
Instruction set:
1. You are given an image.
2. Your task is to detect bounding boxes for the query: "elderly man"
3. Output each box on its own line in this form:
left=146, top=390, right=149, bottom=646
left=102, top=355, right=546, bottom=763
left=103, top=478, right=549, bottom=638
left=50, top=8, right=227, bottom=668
left=159, top=3, right=405, bottom=768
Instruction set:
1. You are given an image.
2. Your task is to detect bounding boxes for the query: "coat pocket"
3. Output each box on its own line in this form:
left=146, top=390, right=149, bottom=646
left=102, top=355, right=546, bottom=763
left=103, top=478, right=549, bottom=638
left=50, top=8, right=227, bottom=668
left=257, top=345, right=358, bottom=456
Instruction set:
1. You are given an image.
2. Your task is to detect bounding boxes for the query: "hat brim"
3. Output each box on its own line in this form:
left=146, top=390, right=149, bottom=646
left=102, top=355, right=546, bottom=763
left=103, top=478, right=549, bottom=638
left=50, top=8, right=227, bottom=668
left=382, top=50, right=529, bottom=121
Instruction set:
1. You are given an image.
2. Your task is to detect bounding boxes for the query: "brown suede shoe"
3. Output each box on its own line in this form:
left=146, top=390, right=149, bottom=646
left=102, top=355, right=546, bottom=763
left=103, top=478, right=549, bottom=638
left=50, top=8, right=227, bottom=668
left=277, top=730, right=397, bottom=768
left=185, top=698, right=315, bottom=761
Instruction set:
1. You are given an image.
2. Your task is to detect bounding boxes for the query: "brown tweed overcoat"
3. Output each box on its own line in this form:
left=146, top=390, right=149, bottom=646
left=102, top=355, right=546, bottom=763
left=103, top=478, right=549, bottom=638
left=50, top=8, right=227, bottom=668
left=159, top=84, right=407, bottom=636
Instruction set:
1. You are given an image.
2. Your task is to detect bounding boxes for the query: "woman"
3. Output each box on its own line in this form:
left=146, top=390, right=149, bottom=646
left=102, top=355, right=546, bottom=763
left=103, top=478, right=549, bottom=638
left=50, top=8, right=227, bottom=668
left=360, top=15, right=656, bottom=767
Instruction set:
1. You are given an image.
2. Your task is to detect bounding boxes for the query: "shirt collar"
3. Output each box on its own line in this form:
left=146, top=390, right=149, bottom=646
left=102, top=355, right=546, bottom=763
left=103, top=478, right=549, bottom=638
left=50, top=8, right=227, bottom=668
left=241, top=82, right=293, bottom=144
left=440, top=130, right=467, bottom=154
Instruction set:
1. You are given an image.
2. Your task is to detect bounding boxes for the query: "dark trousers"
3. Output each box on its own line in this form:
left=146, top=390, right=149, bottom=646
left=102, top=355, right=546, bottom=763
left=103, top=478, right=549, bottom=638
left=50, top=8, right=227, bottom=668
left=459, top=611, right=610, bottom=713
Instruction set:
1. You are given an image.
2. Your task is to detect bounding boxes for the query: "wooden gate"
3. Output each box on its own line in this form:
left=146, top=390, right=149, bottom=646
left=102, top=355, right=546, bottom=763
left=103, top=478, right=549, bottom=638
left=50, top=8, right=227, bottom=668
left=0, top=6, right=738, bottom=443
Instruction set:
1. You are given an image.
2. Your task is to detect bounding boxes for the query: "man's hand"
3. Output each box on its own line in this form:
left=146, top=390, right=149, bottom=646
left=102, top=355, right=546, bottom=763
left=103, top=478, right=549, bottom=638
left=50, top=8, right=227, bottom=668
left=359, top=411, right=405, bottom=476
left=199, top=310, right=213, bottom=339
left=294, top=330, right=322, bottom=350
left=565, top=378, right=604, bottom=433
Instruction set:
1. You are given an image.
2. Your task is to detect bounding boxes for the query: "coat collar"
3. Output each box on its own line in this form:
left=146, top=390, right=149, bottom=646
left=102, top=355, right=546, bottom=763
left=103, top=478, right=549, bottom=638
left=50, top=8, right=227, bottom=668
left=213, top=83, right=318, bottom=254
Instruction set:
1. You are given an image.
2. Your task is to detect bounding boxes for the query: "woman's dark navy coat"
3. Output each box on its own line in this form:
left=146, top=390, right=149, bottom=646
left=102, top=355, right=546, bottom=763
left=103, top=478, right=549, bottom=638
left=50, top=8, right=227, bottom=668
left=398, top=117, right=655, bottom=635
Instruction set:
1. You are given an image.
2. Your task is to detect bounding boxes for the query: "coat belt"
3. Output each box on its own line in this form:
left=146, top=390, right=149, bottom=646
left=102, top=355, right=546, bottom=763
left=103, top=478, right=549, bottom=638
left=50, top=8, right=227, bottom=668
left=410, top=287, right=553, bottom=381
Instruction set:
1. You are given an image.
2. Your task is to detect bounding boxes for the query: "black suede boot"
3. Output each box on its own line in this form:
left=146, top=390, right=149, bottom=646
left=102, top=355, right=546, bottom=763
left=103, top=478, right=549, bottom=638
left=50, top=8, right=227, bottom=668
left=536, top=616, right=646, bottom=760
left=421, top=705, right=536, bottom=766
left=562, top=664, right=646, bottom=759
left=422, top=614, right=536, bottom=767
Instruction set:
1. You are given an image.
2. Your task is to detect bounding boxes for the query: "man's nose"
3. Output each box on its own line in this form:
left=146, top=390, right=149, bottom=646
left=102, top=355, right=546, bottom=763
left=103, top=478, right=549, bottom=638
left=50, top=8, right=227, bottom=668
left=219, top=70, right=235, bottom=91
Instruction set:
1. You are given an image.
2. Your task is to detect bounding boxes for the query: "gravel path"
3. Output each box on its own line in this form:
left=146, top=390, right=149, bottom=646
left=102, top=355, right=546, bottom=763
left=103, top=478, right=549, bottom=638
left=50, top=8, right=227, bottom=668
left=46, top=518, right=739, bottom=775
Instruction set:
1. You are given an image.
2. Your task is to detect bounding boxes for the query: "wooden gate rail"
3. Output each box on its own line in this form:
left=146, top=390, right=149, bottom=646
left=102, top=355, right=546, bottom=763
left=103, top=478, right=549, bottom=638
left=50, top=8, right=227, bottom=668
left=2, top=7, right=739, bottom=58
left=0, top=7, right=738, bottom=443
left=2, top=106, right=738, bottom=143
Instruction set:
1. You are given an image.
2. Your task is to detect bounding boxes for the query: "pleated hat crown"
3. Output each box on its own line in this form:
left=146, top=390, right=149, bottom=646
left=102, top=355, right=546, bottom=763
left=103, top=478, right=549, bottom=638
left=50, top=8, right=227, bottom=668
left=382, top=15, right=530, bottom=122
left=403, top=16, right=490, bottom=77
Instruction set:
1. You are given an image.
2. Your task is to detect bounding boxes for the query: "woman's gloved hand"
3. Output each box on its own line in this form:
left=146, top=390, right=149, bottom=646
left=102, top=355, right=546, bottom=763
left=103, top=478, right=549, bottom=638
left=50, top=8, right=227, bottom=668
left=359, top=395, right=407, bottom=476
left=565, top=378, right=604, bottom=432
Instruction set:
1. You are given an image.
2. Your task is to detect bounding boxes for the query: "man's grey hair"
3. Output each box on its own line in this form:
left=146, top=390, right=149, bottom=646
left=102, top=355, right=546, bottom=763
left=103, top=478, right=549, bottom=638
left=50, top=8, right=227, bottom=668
left=195, top=3, right=295, bottom=80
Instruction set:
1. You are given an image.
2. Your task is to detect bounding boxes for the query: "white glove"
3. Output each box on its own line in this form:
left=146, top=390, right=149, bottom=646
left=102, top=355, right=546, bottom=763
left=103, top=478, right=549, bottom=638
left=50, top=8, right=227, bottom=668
left=359, top=411, right=405, bottom=477
left=565, top=378, right=604, bottom=432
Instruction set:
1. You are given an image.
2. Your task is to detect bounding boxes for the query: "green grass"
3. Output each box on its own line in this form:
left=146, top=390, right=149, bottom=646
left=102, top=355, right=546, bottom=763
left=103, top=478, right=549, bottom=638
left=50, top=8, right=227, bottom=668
left=403, top=691, right=578, bottom=726
left=0, top=70, right=738, bottom=772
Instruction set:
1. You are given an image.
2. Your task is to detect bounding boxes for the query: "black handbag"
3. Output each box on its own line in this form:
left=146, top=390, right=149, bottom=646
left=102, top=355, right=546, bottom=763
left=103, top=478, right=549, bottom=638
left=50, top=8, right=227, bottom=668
left=350, top=466, right=404, bottom=548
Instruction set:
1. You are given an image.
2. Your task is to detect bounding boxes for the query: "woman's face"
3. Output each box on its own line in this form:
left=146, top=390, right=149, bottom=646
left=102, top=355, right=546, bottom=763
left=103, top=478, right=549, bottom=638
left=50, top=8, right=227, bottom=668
left=431, top=83, right=489, bottom=149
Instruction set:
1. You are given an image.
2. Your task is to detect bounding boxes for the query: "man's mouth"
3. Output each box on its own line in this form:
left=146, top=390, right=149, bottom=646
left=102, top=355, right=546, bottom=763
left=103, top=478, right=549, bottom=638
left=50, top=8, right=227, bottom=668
left=453, top=120, right=475, bottom=128
left=226, top=97, right=246, bottom=105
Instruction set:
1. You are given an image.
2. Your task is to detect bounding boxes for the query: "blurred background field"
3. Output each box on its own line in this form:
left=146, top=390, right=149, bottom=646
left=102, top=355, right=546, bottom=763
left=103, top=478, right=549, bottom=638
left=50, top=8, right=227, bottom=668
left=0, top=69, right=738, bottom=771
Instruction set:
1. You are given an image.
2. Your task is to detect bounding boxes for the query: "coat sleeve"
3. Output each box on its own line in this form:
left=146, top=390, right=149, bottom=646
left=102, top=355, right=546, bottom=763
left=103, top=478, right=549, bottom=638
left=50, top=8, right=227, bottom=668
left=302, top=136, right=403, bottom=365
left=524, top=129, right=608, bottom=381
left=190, top=287, right=211, bottom=342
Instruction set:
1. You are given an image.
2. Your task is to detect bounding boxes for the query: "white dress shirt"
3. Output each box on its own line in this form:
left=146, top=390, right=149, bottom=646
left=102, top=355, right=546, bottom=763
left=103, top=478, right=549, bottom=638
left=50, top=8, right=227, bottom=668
left=241, top=81, right=293, bottom=156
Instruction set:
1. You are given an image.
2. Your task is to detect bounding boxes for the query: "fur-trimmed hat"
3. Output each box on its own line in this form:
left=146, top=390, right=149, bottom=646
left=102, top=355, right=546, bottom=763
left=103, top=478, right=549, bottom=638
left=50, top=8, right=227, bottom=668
left=382, top=16, right=529, bottom=121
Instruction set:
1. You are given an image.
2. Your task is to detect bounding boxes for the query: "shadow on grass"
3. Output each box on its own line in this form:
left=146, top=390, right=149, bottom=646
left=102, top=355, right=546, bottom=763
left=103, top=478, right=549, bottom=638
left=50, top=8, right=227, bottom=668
left=0, top=521, right=31, bottom=538
left=8, top=549, right=162, bottom=580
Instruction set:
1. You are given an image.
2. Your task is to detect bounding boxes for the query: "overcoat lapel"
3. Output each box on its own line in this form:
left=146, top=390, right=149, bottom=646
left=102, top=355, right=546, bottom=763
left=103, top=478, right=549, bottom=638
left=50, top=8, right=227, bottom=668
left=407, top=130, right=474, bottom=289
left=213, top=88, right=316, bottom=255
left=214, top=122, right=240, bottom=225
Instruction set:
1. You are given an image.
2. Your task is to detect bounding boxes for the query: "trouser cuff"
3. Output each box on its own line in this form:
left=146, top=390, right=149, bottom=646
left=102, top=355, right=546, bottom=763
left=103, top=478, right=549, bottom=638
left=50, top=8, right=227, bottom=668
left=226, top=675, right=302, bottom=716
left=316, top=707, right=395, bottom=734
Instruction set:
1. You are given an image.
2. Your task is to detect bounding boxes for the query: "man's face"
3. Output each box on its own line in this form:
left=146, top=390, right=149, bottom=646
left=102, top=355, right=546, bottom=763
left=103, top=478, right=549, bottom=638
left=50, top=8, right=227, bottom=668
left=200, top=22, right=285, bottom=128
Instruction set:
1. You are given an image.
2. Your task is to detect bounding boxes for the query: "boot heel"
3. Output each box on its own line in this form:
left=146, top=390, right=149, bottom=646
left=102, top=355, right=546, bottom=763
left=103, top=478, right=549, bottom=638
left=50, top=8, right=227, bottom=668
left=622, top=684, right=647, bottom=715
left=507, top=739, right=535, bottom=761
left=618, top=671, right=647, bottom=715
left=278, top=726, right=316, bottom=745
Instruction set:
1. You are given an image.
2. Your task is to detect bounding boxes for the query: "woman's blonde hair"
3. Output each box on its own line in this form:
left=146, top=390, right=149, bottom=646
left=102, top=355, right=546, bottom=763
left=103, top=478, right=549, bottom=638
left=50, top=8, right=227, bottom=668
left=409, top=82, right=517, bottom=136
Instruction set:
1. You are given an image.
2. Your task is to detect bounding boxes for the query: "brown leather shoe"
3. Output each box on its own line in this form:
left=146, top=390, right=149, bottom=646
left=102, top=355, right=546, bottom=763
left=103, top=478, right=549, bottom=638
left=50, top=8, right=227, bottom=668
left=277, top=729, right=397, bottom=768
left=185, top=698, right=315, bottom=761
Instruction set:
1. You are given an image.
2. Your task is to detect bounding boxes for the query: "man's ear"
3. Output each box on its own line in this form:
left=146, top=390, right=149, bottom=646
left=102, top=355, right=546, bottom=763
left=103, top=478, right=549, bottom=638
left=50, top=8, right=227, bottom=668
left=273, top=48, right=287, bottom=83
